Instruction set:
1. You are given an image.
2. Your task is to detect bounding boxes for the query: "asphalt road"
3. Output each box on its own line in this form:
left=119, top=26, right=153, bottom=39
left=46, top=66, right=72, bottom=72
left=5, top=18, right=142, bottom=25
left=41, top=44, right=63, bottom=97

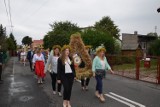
left=0, top=57, right=160, bottom=107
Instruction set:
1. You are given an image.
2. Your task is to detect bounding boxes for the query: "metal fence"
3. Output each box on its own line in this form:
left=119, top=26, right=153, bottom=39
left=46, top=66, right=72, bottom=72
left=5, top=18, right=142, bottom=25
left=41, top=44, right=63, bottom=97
left=106, top=55, right=160, bottom=84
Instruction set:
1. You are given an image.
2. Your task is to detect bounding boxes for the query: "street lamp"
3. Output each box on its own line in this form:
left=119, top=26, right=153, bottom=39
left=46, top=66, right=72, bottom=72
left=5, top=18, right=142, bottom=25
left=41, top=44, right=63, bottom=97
left=157, top=7, right=160, bottom=13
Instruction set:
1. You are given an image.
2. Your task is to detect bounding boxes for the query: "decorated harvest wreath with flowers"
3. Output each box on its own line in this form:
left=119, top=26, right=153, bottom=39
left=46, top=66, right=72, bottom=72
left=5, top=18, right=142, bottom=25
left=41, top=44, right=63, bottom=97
left=69, top=33, right=93, bottom=79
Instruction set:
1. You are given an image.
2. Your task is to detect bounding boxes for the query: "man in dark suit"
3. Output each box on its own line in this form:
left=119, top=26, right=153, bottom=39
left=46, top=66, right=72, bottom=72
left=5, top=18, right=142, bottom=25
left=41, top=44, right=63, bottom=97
left=27, top=47, right=34, bottom=71
left=0, top=50, right=3, bottom=83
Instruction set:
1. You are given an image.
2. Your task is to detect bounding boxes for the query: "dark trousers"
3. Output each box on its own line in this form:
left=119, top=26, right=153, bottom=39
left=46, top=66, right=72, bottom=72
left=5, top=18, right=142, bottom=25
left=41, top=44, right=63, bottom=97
left=50, top=72, right=61, bottom=92
left=28, top=59, right=32, bottom=71
left=95, top=75, right=103, bottom=94
left=81, top=77, right=90, bottom=87
left=61, top=73, right=74, bottom=100
left=0, top=65, right=2, bottom=80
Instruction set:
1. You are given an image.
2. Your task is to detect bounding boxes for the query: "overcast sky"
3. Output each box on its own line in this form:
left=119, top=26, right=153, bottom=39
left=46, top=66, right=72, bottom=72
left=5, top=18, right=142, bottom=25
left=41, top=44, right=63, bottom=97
left=0, top=0, right=160, bottom=44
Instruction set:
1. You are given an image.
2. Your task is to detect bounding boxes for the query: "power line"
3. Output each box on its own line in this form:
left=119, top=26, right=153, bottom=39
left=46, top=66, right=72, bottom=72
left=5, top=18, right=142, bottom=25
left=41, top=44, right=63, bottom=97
left=3, top=0, right=11, bottom=32
left=8, top=0, right=13, bottom=32
left=20, top=0, right=50, bottom=24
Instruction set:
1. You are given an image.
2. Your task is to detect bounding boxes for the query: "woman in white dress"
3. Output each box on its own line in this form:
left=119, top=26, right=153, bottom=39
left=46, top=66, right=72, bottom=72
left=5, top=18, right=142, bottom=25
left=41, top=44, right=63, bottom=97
left=20, top=49, right=26, bottom=66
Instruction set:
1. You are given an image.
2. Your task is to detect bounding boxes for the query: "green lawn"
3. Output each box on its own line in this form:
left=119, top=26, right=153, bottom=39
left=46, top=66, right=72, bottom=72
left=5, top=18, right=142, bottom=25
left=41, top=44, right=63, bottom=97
left=112, top=59, right=157, bottom=74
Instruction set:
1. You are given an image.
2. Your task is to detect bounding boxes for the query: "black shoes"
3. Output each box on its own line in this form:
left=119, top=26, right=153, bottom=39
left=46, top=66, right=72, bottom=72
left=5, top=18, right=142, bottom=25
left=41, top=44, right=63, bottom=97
left=0, top=80, right=3, bottom=84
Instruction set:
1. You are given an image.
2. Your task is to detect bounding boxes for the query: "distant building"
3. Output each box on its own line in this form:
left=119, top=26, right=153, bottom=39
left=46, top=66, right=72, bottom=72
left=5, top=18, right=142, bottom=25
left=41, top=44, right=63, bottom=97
left=122, top=31, right=157, bottom=57
left=32, top=39, right=44, bottom=48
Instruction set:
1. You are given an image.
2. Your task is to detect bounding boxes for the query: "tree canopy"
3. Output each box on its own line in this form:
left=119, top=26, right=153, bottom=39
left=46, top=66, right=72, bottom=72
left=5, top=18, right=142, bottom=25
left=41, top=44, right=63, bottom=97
left=149, top=38, right=160, bottom=56
left=0, top=24, right=7, bottom=51
left=43, top=21, right=80, bottom=49
left=94, top=16, right=120, bottom=39
left=81, top=29, right=118, bottom=54
left=147, top=32, right=158, bottom=37
left=9, top=33, right=17, bottom=50
left=22, top=36, right=32, bottom=45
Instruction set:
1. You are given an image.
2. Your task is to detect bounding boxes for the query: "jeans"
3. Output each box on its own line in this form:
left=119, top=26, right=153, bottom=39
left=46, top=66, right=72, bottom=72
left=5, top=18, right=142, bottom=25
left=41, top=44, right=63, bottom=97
left=95, top=75, right=103, bottom=94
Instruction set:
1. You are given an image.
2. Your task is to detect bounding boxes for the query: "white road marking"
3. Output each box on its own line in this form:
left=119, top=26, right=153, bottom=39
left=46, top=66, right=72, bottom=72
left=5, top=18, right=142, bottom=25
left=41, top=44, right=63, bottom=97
left=13, top=58, right=15, bottom=76
left=109, top=92, right=146, bottom=107
left=76, top=78, right=145, bottom=107
left=105, top=94, right=136, bottom=107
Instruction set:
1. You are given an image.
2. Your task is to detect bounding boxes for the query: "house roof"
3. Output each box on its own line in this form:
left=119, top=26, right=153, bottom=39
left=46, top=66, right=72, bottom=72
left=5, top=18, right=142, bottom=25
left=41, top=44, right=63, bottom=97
left=32, top=40, right=43, bottom=44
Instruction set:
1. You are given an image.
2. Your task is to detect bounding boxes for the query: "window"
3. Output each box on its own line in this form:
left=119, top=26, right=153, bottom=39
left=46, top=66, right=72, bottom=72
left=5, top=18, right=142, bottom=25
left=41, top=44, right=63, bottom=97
left=141, top=42, right=146, bottom=49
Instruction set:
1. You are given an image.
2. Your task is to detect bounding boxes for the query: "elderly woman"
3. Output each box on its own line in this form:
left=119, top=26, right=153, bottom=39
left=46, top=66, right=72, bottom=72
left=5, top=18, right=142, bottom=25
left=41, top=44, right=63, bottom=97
left=92, top=47, right=114, bottom=102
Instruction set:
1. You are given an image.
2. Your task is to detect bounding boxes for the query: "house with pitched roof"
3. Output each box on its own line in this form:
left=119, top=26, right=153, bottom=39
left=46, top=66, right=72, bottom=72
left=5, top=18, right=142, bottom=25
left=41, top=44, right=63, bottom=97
left=122, top=31, right=157, bottom=57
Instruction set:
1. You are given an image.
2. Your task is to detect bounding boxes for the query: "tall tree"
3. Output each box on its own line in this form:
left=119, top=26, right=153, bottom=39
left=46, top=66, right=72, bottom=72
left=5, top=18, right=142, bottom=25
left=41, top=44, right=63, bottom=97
left=147, top=32, right=158, bottom=37
left=9, top=33, right=17, bottom=50
left=50, top=21, right=80, bottom=35
left=0, top=24, right=7, bottom=51
left=94, top=16, right=120, bottom=39
left=43, top=21, right=80, bottom=49
left=6, top=38, right=15, bottom=50
left=149, top=39, right=160, bottom=56
left=22, top=36, right=32, bottom=45
left=81, top=29, right=117, bottom=54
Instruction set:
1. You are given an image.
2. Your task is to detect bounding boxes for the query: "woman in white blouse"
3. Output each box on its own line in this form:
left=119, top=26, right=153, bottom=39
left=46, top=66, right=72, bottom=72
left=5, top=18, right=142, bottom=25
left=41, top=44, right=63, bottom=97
left=57, top=45, right=76, bottom=107
left=45, top=45, right=62, bottom=96
left=32, top=48, right=45, bottom=84
left=20, top=49, right=26, bottom=66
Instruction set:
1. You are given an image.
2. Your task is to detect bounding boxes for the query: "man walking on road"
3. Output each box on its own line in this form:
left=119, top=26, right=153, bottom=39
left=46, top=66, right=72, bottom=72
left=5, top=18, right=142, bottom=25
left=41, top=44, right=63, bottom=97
left=0, top=50, right=3, bottom=84
left=27, top=47, right=34, bottom=71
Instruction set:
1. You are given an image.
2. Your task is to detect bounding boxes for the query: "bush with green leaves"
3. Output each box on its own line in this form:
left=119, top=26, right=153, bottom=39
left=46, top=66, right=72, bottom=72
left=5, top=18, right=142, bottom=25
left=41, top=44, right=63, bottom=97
left=149, top=39, right=160, bottom=56
left=81, top=29, right=119, bottom=54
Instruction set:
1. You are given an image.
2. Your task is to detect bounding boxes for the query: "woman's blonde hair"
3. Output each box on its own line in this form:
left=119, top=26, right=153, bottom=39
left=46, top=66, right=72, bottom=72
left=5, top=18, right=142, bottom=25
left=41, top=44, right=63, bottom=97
left=96, top=47, right=106, bottom=55
left=36, top=48, right=41, bottom=54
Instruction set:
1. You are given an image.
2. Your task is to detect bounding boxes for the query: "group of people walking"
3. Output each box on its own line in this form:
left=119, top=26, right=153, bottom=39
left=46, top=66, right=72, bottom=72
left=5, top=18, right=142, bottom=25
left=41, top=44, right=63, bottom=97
left=21, top=44, right=113, bottom=107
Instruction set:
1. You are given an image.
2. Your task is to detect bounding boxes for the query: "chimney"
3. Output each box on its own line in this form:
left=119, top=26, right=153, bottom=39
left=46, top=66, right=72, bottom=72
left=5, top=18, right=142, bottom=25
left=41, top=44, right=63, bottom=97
left=134, top=31, right=138, bottom=35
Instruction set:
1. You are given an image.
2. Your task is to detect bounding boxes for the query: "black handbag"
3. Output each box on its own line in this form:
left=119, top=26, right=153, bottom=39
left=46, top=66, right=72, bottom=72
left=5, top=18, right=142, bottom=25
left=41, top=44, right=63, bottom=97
left=95, top=69, right=105, bottom=77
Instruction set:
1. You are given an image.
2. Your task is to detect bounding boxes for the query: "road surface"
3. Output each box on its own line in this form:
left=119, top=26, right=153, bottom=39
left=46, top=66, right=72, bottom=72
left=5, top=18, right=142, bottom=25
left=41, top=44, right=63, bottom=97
left=0, top=57, right=160, bottom=107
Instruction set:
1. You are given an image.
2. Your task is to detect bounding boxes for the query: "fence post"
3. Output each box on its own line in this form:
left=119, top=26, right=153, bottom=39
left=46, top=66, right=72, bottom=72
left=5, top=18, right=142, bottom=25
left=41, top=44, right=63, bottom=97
left=157, top=57, right=160, bottom=84
left=136, top=57, right=140, bottom=80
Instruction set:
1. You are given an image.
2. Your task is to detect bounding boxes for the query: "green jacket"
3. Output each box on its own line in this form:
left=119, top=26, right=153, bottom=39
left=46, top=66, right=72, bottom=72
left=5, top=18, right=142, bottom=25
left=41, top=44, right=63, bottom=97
left=92, top=56, right=111, bottom=72
left=0, top=52, right=3, bottom=64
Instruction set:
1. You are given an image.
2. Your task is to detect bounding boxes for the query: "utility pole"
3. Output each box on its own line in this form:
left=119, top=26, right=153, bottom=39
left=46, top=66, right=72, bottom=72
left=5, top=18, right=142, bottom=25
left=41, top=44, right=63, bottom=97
left=155, top=26, right=157, bottom=33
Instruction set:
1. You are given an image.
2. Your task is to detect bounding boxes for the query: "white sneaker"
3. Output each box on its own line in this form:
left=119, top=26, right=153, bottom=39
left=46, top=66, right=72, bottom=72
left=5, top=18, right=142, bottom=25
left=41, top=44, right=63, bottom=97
left=53, top=91, right=56, bottom=95
left=58, top=92, right=62, bottom=97
left=38, top=80, right=40, bottom=84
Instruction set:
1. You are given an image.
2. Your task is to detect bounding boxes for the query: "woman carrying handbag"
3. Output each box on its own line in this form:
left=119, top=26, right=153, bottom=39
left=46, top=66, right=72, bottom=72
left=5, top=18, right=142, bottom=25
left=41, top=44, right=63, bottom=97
left=92, top=47, right=114, bottom=102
